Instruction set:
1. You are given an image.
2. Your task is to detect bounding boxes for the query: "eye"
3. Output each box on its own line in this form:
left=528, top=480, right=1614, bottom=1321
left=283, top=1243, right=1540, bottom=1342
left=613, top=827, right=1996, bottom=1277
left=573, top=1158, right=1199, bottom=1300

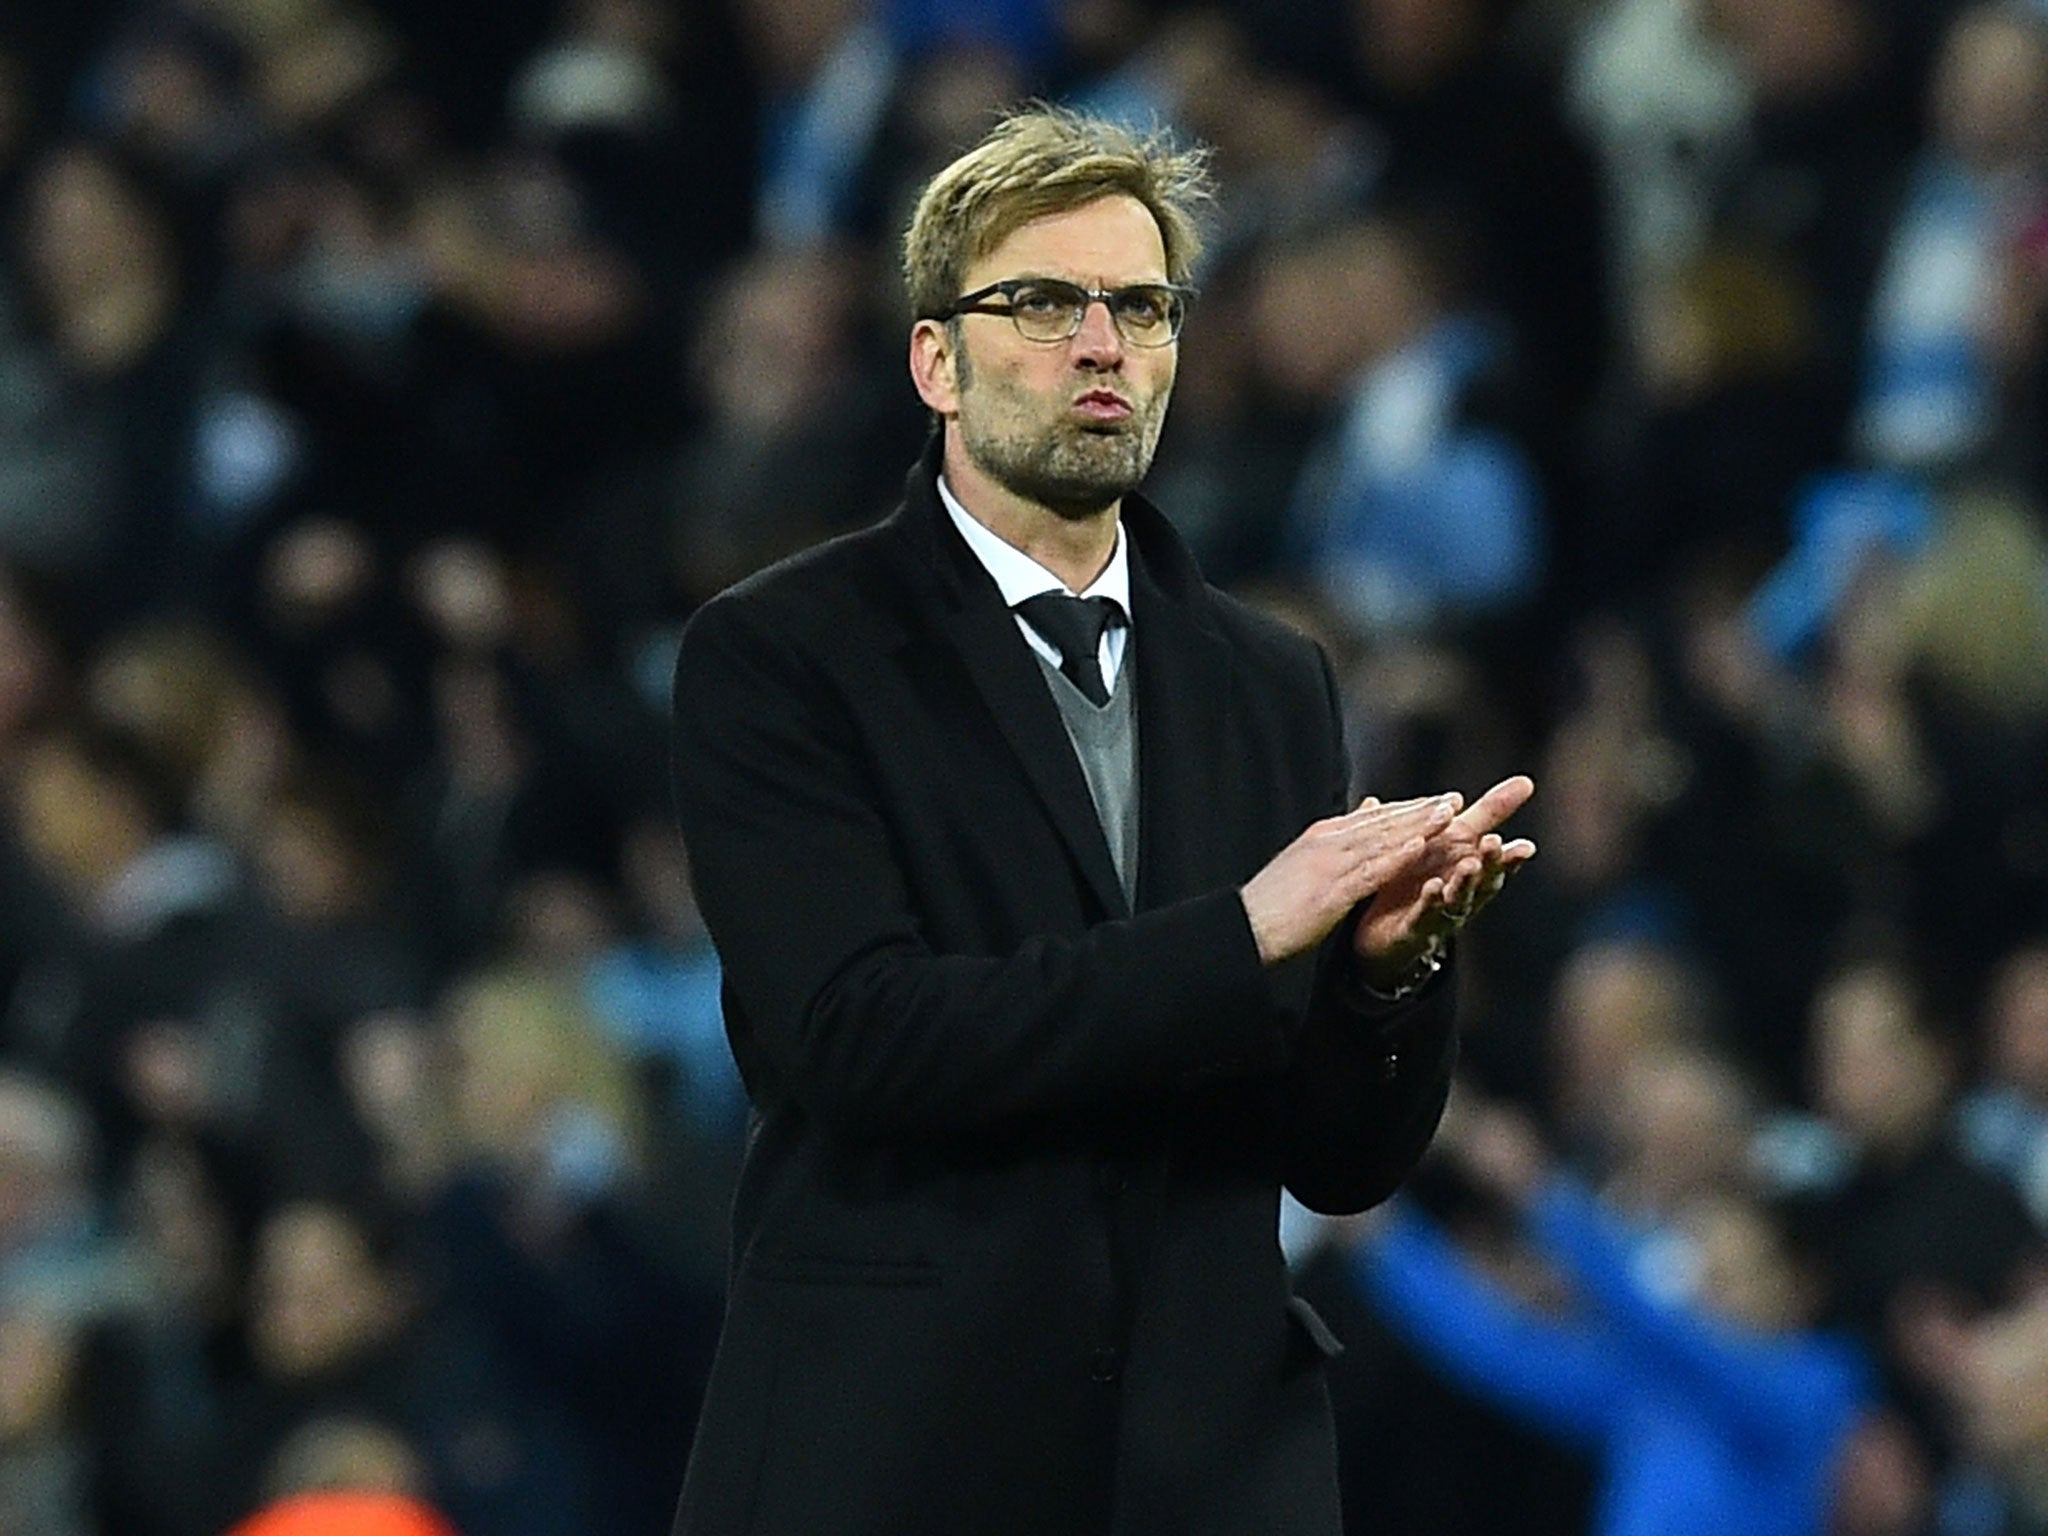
left=1113, top=289, right=1171, bottom=327
left=1011, top=283, right=1077, bottom=318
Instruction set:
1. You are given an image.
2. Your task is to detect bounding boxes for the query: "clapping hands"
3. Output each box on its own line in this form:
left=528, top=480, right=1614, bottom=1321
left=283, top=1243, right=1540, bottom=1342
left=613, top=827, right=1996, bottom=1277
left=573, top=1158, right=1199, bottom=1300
left=1351, top=775, right=1537, bottom=987
left=1240, top=774, right=1536, bottom=974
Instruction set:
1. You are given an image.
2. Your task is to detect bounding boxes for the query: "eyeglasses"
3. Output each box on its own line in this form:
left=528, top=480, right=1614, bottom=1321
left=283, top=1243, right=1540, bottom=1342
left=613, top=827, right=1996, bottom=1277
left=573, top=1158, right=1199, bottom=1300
left=934, top=278, right=1193, bottom=347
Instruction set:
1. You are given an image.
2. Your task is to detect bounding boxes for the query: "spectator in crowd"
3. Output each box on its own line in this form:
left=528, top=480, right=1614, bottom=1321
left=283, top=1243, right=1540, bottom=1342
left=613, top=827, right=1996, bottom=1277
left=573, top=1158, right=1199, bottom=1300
left=1886, top=485, right=2048, bottom=980
left=670, top=242, right=919, bottom=604
left=223, top=1197, right=591, bottom=1536
left=1296, top=0, right=1610, bottom=436
left=1272, top=214, right=1546, bottom=640
left=1853, top=3, right=2048, bottom=474
left=1544, top=938, right=1720, bottom=1167
left=738, top=0, right=900, bottom=248
left=3, top=0, right=2048, bottom=1531
left=1600, top=1040, right=1761, bottom=1224
left=10, top=142, right=210, bottom=631
left=2, top=727, right=247, bottom=1166
left=1759, top=947, right=2044, bottom=1467
left=1566, top=0, right=1753, bottom=337
left=1958, top=937, right=2048, bottom=1227
left=1352, top=1094, right=1878, bottom=1536
left=1897, top=1276, right=2048, bottom=1535
left=83, top=1134, right=252, bottom=1536
left=0, top=1071, right=143, bottom=1536
left=429, top=962, right=717, bottom=1534
left=1700, top=0, right=1907, bottom=410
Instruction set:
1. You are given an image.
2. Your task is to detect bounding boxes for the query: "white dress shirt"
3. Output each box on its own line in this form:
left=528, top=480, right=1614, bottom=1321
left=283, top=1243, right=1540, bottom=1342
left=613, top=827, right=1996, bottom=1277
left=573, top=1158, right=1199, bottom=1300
left=937, top=475, right=1131, bottom=690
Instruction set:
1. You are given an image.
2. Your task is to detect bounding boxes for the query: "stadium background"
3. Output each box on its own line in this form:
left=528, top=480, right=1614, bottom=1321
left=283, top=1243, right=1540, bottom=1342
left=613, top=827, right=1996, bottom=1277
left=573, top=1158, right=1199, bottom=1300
left=3, top=0, right=2048, bottom=1531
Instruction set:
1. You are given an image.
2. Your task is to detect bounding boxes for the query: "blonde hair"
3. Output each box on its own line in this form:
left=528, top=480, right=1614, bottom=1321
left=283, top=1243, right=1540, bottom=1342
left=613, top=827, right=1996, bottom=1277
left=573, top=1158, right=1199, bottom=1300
left=901, top=105, right=1213, bottom=321
left=441, top=963, right=646, bottom=1164
left=1902, top=486, right=2048, bottom=718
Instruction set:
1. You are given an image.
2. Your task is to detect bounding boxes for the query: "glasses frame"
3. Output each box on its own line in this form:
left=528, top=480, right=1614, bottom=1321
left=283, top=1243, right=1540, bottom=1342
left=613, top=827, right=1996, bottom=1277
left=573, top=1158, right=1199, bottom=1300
left=934, top=277, right=1195, bottom=347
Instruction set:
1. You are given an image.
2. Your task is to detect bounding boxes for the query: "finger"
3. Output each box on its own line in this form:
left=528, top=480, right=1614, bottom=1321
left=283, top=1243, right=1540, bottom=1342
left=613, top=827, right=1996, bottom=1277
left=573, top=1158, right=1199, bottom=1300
left=1449, top=776, right=1532, bottom=836
left=1328, top=800, right=1403, bottom=838
left=1442, top=856, right=1484, bottom=909
left=1319, top=795, right=1429, bottom=833
left=1474, top=835, right=1523, bottom=872
left=1372, top=875, right=1444, bottom=938
left=1455, top=852, right=1532, bottom=921
left=1458, top=879, right=1507, bottom=928
left=1347, top=796, right=1457, bottom=844
left=1410, top=889, right=1456, bottom=941
left=1450, top=775, right=1534, bottom=837
left=1417, top=810, right=1499, bottom=862
left=1349, top=793, right=1455, bottom=826
left=1464, top=837, right=1534, bottom=874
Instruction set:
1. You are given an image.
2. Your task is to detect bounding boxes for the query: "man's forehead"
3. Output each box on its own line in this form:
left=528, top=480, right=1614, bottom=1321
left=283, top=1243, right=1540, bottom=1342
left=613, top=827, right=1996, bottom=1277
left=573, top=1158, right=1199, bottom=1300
left=965, top=194, right=1169, bottom=285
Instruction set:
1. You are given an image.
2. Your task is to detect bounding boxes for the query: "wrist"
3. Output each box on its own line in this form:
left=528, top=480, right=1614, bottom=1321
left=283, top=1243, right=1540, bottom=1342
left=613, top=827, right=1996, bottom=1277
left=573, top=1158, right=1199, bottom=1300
left=1355, top=931, right=1448, bottom=1003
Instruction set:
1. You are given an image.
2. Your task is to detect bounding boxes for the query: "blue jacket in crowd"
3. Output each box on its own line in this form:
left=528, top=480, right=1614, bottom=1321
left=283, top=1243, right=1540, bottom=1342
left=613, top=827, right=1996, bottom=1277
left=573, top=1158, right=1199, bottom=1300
left=1354, top=1179, right=1874, bottom=1536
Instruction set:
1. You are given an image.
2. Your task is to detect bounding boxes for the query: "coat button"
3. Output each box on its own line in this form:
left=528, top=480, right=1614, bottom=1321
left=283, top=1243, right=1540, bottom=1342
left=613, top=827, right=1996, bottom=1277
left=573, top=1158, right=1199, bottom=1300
left=1089, top=1346, right=1121, bottom=1383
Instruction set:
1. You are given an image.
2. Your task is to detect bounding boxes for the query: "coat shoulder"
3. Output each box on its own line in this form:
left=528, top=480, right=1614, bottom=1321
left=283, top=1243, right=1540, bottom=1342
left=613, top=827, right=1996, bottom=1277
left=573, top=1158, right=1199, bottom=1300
left=1199, top=586, right=1338, bottom=699
left=684, top=518, right=908, bottom=655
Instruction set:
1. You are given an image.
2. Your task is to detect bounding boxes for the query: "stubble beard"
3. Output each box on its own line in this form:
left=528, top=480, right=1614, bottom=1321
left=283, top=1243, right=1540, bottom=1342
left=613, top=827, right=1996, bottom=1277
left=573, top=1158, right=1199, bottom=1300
left=956, top=353, right=1169, bottom=521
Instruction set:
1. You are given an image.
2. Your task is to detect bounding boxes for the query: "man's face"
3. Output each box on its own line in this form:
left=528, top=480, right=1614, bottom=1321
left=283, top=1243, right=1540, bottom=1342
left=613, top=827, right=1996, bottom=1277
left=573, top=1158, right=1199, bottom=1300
left=1812, top=968, right=1946, bottom=1151
left=249, top=1204, right=395, bottom=1378
left=935, top=193, right=1179, bottom=520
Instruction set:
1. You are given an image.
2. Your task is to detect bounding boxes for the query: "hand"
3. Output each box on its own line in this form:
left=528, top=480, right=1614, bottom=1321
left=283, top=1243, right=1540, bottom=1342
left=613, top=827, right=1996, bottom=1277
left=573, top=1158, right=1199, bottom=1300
left=1240, top=795, right=1458, bottom=966
left=1352, top=775, right=1536, bottom=983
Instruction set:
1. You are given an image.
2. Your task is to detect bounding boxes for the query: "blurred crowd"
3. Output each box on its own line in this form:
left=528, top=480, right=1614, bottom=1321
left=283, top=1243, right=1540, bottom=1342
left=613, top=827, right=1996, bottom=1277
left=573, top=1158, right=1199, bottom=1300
left=3, top=0, right=2048, bottom=1532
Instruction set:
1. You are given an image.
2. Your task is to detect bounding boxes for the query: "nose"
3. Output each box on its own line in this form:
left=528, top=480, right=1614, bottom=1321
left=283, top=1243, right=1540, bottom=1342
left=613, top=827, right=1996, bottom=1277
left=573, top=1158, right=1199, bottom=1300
left=1069, top=296, right=1125, bottom=368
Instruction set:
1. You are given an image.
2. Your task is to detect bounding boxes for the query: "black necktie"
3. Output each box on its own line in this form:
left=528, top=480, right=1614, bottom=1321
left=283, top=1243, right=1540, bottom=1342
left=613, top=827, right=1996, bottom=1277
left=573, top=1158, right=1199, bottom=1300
left=1016, top=593, right=1120, bottom=706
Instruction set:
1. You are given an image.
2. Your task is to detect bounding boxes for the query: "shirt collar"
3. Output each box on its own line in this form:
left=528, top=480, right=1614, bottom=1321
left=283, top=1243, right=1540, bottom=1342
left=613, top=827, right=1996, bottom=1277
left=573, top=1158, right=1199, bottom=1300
left=937, top=474, right=1131, bottom=621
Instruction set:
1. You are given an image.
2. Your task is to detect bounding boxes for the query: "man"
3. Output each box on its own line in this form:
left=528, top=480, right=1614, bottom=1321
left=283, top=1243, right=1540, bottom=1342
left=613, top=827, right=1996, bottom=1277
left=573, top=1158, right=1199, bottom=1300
left=668, top=107, right=1535, bottom=1536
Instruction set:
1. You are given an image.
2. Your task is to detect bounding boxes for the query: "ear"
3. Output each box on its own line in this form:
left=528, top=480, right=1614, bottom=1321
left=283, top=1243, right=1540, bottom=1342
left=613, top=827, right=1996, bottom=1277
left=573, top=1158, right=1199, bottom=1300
left=909, top=319, right=961, bottom=418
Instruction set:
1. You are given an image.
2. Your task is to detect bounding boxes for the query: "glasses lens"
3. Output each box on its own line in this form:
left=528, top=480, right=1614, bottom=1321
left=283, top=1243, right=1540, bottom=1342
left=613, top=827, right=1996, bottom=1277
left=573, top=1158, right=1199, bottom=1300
left=1007, top=280, right=1087, bottom=341
left=1110, top=286, right=1181, bottom=345
left=995, top=281, right=1185, bottom=344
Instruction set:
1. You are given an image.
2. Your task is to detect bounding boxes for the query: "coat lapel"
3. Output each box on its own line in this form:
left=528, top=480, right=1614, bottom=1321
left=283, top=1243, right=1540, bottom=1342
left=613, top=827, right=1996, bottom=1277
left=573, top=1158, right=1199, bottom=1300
left=1126, top=501, right=1232, bottom=911
left=938, top=595, right=1131, bottom=920
left=893, top=445, right=1131, bottom=920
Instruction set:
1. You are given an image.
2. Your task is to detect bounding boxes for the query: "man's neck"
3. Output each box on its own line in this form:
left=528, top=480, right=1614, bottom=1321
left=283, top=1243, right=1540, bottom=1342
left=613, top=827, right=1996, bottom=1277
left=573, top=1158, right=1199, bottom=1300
left=941, top=435, right=1119, bottom=594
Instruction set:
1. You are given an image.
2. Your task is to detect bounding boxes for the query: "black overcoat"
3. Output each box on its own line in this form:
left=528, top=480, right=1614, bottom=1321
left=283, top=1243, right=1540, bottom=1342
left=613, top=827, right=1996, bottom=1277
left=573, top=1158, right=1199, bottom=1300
left=668, top=443, right=1457, bottom=1536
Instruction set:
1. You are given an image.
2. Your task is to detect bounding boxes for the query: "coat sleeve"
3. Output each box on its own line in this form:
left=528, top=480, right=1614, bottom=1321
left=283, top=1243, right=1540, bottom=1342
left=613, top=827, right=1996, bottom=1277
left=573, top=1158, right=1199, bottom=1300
left=1279, top=647, right=1459, bottom=1215
left=671, top=592, right=1294, bottom=1146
